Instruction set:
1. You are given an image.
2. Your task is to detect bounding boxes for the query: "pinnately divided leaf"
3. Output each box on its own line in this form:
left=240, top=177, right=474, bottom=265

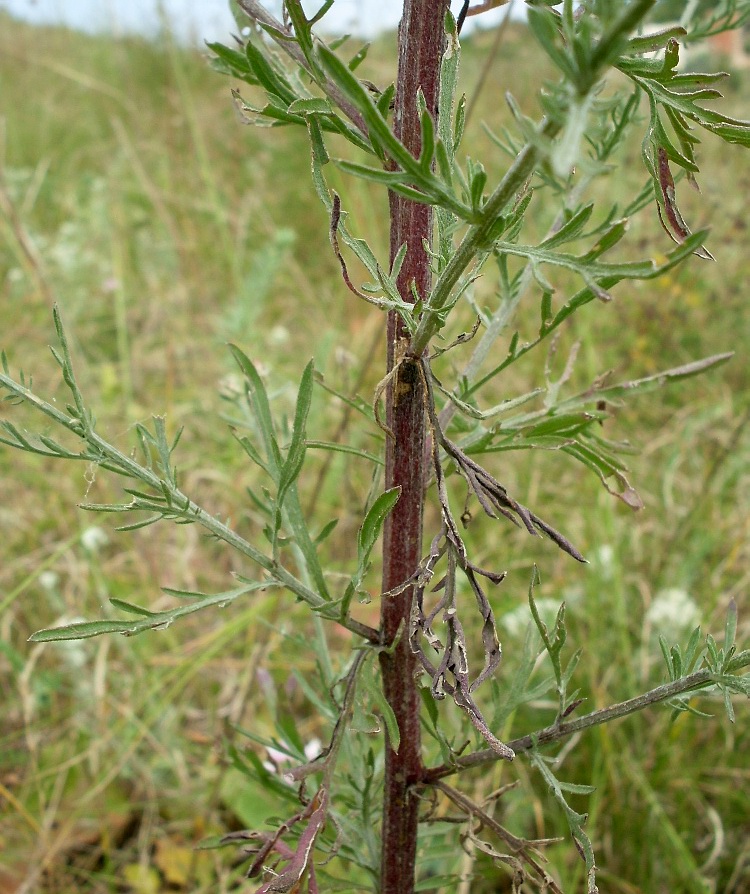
left=29, top=582, right=274, bottom=642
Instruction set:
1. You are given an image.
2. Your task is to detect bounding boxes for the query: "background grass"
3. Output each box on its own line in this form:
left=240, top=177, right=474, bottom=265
left=0, top=10, right=749, bottom=893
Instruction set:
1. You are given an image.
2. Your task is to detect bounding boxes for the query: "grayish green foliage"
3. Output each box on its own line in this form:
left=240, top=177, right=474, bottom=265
left=2, top=1, right=750, bottom=890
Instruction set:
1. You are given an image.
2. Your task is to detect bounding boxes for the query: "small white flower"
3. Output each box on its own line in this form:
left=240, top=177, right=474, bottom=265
left=81, top=525, right=109, bottom=553
left=646, top=588, right=701, bottom=633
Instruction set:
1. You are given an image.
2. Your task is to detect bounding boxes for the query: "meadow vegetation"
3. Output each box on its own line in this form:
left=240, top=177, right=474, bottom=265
left=0, top=8, right=749, bottom=892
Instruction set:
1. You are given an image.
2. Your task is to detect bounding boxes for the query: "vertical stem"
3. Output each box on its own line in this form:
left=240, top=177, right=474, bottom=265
left=379, top=3, right=448, bottom=893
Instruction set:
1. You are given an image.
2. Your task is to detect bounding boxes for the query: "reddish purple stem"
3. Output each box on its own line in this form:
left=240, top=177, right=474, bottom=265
left=379, top=3, right=449, bottom=893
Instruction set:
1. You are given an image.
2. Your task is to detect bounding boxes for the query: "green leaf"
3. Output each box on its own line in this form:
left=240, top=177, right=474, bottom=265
left=376, top=83, right=395, bottom=118
left=490, top=623, right=544, bottom=730
left=314, top=518, right=339, bottom=545
left=528, top=7, right=577, bottom=81
left=626, top=25, right=686, bottom=54
left=724, top=598, right=738, bottom=657
left=525, top=412, right=600, bottom=438
left=723, top=686, right=736, bottom=723
left=469, top=161, right=487, bottom=211
left=277, top=360, right=314, bottom=508
left=152, top=415, right=178, bottom=485
left=108, top=598, right=157, bottom=617
left=706, top=634, right=720, bottom=671
left=418, top=95, right=436, bottom=171
left=207, top=41, right=257, bottom=81
left=435, top=380, right=543, bottom=423
left=233, top=432, right=269, bottom=473
left=493, top=236, right=683, bottom=301
left=29, top=582, right=272, bottom=642
left=335, top=159, right=432, bottom=197
left=30, top=619, right=147, bottom=641
left=530, top=747, right=598, bottom=891
left=562, top=437, right=642, bottom=509
left=348, top=41, right=370, bottom=72
left=316, top=44, right=472, bottom=220
left=553, top=92, right=595, bottom=178
left=362, top=664, right=400, bottom=752
left=683, top=626, right=703, bottom=674
left=465, top=232, right=727, bottom=392
left=308, top=0, right=335, bottom=26
left=562, top=665, right=582, bottom=706
left=439, top=9, right=461, bottom=160
left=312, top=372, right=375, bottom=423
left=540, top=291, right=553, bottom=329
left=115, top=515, right=165, bottom=532
left=580, top=218, right=629, bottom=262
left=307, top=130, right=422, bottom=333
left=305, top=440, right=384, bottom=466
left=244, top=40, right=298, bottom=105
left=556, top=352, right=734, bottom=411
left=590, top=0, right=656, bottom=71
left=716, top=675, right=750, bottom=697
left=229, top=345, right=282, bottom=475
left=357, top=486, right=401, bottom=565
left=421, top=684, right=440, bottom=727
left=725, top=649, right=750, bottom=673
left=227, top=356, right=328, bottom=600
left=557, top=780, right=596, bottom=796
left=287, top=97, right=335, bottom=116
left=634, top=72, right=750, bottom=147
left=539, top=204, right=594, bottom=250
left=670, top=644, right=683, bottom=679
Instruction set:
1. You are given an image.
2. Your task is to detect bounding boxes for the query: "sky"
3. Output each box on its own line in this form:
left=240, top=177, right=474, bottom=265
left=0, top=0, right=526, bottom=42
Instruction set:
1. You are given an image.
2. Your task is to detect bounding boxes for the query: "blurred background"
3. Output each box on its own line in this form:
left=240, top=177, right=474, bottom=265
left=1, top=2, right=749, bottom=892
left=0, top=0, right=523, bottom=41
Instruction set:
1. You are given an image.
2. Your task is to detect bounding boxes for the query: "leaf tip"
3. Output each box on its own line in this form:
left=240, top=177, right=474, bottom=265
left=618, top=486, right=644, bottom=511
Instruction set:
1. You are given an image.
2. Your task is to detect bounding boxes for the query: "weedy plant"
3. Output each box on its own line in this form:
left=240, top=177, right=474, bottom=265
left=2, top=0, right=750, bottom=891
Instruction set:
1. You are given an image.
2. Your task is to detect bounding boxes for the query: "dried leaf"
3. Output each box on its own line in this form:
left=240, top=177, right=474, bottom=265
left=656, top=148, right=714, bottom=260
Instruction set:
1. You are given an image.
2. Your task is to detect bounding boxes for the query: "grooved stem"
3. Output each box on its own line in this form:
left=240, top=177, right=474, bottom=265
left=379, top=3, right=448, bottom=892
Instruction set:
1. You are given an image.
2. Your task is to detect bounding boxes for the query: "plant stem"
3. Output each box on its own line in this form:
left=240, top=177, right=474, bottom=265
left=409, top=0, right=659, bottom=358
left=0, top=368, right=379, bottom=644
left=408, top=115, right=560, bottom=357
left=379, top=3, right=448, bottom=891
left=235, top=0, right=368, bottom=134
left=422, top=666, right=730, bottom=783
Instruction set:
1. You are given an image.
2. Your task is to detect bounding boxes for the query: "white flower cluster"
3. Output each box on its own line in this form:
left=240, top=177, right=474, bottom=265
left=646, top=588, right=701, bottom=634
